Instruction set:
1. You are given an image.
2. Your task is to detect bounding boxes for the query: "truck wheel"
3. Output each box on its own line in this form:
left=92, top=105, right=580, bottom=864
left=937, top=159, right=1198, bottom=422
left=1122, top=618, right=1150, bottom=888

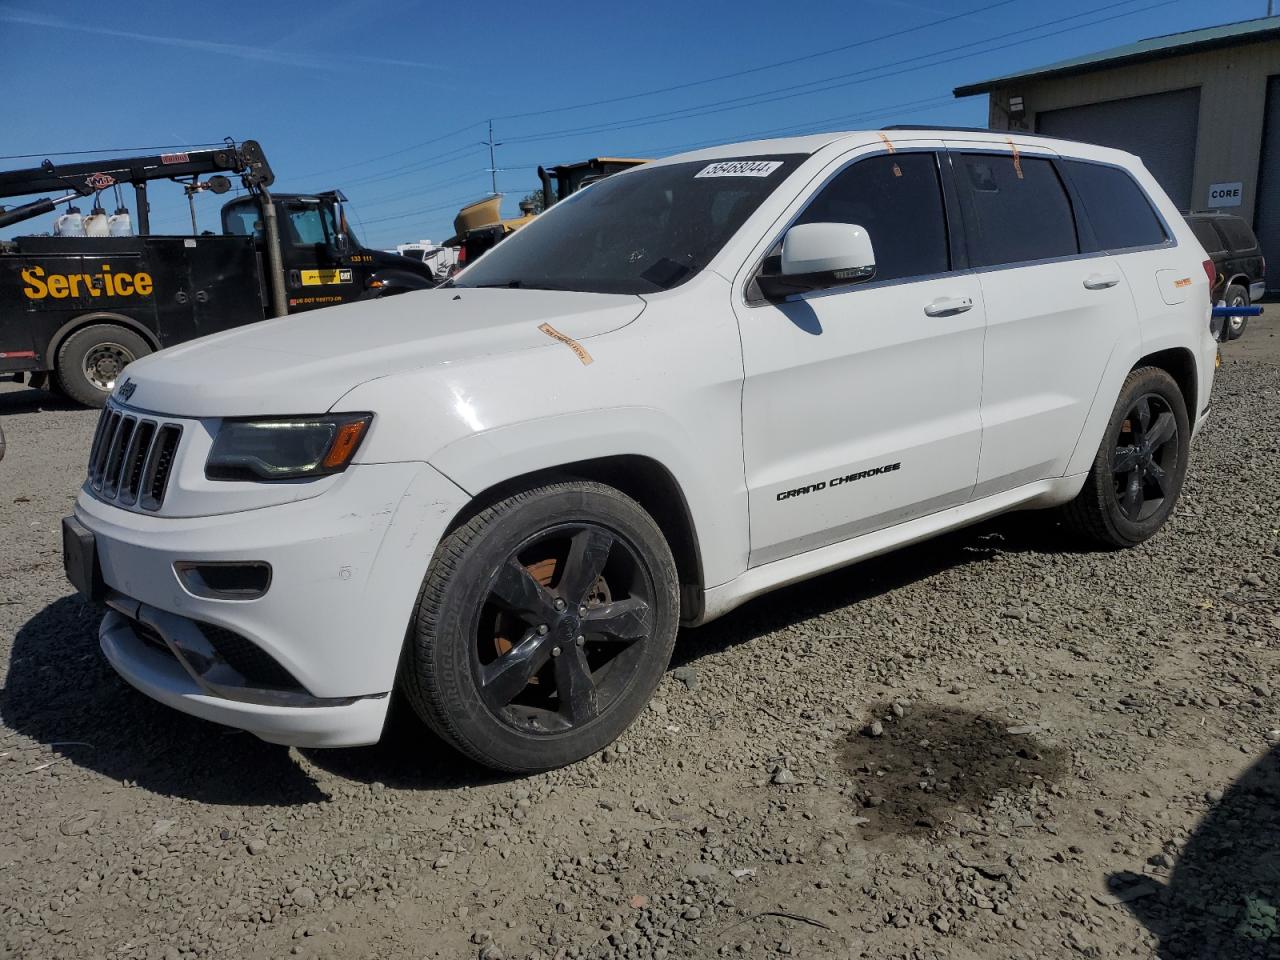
left=55, top=324, right=152, bottom=408
left=1062, top=367, right=1190, bottom=548
left=401, top=481, right=679, bottom=772
left=1225, top=283, right=1250, bottom=339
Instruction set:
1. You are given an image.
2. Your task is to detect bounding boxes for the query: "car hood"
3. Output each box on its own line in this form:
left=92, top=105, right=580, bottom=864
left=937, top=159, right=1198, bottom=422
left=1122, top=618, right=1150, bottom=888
left=116, top=288, right=646, bottom=418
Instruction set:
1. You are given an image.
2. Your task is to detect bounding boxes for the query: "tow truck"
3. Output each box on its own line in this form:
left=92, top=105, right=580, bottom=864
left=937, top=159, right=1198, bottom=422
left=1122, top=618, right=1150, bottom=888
left=0, top=140, right=436, bottom=406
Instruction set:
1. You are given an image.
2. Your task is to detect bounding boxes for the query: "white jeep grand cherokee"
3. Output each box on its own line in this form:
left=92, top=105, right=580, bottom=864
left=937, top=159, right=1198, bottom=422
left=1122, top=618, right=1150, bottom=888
left=64, top=128, right=1222, bottom=771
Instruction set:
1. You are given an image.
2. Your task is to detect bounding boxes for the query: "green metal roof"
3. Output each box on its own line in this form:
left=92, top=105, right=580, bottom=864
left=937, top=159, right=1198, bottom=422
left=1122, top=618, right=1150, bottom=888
left=954, top=15, right=1280, bottom=97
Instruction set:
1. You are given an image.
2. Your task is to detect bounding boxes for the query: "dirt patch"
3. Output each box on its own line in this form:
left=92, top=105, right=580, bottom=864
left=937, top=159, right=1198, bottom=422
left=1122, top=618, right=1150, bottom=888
left=837, top=703, right=1069, bottom=838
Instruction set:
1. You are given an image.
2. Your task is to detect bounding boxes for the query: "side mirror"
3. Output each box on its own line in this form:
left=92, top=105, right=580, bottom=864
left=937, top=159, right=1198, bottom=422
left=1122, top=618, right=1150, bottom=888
left=332, top=232, right=350, bottom=256
left=758, top=222, right=876, bottom=299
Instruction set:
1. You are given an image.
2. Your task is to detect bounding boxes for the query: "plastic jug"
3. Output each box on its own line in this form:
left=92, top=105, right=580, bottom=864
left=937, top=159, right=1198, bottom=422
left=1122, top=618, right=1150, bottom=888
left=54, top=207, right=85, bottom=237
left=108, top=207, right=133, bottom=237
left=84, top=205, right=110, bottom=237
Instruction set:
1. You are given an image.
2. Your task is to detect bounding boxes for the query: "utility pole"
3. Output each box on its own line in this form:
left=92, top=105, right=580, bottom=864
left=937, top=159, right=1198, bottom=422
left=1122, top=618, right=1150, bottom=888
left=484, top=120, right=501, bottom=195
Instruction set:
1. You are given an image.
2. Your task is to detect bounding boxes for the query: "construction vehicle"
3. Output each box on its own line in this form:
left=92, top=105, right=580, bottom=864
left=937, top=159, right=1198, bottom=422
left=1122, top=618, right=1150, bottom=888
left=447, top=157, right=648, bottom=266
left=0, top=140, right=437, bottom=406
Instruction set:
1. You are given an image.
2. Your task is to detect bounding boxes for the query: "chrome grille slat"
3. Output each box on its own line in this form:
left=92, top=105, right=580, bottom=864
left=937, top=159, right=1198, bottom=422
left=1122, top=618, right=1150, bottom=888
left=84, top=402, right=181, bottom=512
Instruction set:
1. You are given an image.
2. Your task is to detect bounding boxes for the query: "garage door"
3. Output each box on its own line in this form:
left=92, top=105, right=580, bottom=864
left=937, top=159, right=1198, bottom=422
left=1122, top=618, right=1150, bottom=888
left=1036, top=88, right=1200, bottom=210
left=1256, top=75, right=1280, bottom=292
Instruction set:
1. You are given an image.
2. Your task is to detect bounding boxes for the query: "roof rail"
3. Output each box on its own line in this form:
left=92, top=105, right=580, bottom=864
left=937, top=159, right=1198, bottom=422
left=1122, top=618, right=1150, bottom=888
left=880, top=124, right=1089, bottom=146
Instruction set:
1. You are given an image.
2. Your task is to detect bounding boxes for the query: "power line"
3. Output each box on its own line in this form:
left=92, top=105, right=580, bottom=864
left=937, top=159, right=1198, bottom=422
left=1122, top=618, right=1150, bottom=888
left=498, top=0, right=1167, bottom=147
left=357, top=193, right=485, bottom=226
left=290, top=120, right=488, bottom=181
left=492, top=0, right=1020, bottom=122
left=295, top=0, right=1023, bottom=187
left=336, top=145, right=487, bottom=188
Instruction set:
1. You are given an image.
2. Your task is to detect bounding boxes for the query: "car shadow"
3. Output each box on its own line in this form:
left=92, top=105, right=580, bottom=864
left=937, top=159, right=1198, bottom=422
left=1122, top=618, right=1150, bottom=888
left=0, top=384, right=82, bottom=415
left=3, top=510, right=1092, bottom=798
left=2, top=595, right=327, bottom=805
left=672, top=508, right=1088, bottom=669
left=1112, top=743, right=1280, bottom=957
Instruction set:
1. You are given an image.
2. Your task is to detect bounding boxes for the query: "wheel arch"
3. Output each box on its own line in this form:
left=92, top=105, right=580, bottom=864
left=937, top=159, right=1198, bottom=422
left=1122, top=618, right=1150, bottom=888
left=1132, top=346, right=1197, bottom=422
left=1223, top=273, right=1252, bottom=296
left=443, top=455, right=707, bottom=621
left=47, top=311, right=160, bottom=368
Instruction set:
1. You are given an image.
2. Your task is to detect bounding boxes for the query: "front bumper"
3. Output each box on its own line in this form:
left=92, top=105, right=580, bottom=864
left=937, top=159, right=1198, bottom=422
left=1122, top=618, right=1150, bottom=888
left=100, top=607, right=389, bottom=748
left=73, top=460, right=467, bottom=747
left=1249, top=280, right=1266, bottom=303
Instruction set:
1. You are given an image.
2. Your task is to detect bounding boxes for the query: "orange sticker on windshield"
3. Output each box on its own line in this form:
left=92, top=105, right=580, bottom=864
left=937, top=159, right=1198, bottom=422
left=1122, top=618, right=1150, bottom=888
left=538, top=323, right=593, bottom=365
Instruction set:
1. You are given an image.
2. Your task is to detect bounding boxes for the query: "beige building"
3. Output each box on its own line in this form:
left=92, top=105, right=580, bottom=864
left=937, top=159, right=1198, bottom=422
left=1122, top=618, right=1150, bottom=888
left=955, top=16, right=1280, bottom=289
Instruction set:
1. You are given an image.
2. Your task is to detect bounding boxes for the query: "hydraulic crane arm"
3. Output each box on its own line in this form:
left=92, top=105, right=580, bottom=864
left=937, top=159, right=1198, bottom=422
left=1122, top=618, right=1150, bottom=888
left=0, top=140, right=273, bottom=233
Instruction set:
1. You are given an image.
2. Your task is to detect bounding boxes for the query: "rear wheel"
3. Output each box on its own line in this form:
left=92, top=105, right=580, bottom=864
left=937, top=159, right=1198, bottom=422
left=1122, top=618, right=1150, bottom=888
left=1063, top=367, right=1190, bottom=547
left=401, top=481, right=679, bottom=772
left=54, top=323, right=151, bottom=408
left=1225, top=283, right=1250, bottom=339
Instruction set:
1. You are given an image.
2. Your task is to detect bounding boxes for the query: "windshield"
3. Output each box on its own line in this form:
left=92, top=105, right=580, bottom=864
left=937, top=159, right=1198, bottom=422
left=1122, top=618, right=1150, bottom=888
left=453, top=155, right=805, bottom=294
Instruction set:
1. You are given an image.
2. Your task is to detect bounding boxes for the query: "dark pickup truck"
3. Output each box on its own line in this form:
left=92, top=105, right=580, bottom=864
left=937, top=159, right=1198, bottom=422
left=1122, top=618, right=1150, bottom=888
left=1185, top=212, right=1266, bottom=339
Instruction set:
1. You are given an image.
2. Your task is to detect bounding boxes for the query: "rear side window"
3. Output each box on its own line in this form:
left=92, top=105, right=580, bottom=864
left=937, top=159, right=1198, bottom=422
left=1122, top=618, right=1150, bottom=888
left=1215, top=216, right=1259, bottom=253
left=1062, top=160, right=1167, bottom=250
left=1188, top=219, right=1224, bottom=253
left=795, top=152, right=949, bottom=282
left=957, top=153, right=1078, bottom=267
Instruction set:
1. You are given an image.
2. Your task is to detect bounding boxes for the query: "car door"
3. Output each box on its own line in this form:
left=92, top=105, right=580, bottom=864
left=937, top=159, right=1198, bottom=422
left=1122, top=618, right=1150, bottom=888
left=946, top=144, right=1135, bottom=496
left=278, top=200, right=363, bottom=313
left=735, top=147, right=986, bottom=568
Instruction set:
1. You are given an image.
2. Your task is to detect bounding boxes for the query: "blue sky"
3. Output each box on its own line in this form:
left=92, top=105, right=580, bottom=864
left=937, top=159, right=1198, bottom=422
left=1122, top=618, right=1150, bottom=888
left=2, top=0, right=1271, bottom=248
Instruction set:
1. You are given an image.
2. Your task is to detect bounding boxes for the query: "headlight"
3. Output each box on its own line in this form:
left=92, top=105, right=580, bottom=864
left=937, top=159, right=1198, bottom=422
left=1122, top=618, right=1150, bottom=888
left=205, top=414, right=372, bottom=482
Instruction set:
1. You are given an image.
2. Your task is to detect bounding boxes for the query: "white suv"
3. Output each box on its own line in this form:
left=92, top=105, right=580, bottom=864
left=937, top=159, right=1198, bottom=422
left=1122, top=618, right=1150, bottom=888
left=63, top=129, right=1221, bottom=771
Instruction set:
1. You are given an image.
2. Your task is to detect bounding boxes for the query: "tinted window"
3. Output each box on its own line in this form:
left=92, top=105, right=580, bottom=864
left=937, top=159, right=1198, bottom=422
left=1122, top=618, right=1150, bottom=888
left=958, top=154, right=1078, bottom=267
left=454, top=156, right=805, bottom=294
left=795, top=153, right=948, bottom=282
left=1062, top=160, right=1167, bottom=250
left=1188, top=219, right=1224, bottom=253
left=1216, top=216, right=1259, bottom=253
left=285, top=204, right=334, bottom=246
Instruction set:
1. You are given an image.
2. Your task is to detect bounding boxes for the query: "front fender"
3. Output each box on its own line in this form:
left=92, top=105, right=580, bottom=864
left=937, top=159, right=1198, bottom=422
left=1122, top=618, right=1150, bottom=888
left=427, top=406, right=748, bottom=590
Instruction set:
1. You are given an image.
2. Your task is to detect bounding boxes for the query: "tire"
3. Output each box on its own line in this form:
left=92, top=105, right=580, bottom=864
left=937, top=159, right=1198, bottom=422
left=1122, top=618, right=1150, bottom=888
left=1063, top=367, right=1190, bottom=548
left=1225, top=283, right=1249, bottom=339
left=54, top=324, right=152, bottom=408
left=401, top=481, right=680, bottom=772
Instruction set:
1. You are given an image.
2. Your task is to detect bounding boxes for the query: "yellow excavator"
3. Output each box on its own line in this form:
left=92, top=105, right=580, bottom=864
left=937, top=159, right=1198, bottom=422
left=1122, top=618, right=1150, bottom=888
left=447, top=157, right=648, bottom=266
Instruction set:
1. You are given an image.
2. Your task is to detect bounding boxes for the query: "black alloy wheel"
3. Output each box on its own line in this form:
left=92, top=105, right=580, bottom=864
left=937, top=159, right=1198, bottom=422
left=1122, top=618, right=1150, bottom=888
left=1063, top=366, right=1190, bottom=548
left=475, top=523, right=655, bottom=734
left=402, top=481, right=679, bottom=772
left=1111, top=393, right=1180, bottom=523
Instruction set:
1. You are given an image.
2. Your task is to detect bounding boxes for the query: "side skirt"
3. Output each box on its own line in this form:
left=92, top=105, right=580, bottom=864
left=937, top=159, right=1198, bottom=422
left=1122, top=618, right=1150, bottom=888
left=690, top=474, right=1086, bottom=626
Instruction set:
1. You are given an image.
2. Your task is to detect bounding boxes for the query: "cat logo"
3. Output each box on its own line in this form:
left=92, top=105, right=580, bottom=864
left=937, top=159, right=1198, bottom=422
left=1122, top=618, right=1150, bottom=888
left=21, top=265, right=154, bottom=300
left=299, top=268, right=353, bottom=286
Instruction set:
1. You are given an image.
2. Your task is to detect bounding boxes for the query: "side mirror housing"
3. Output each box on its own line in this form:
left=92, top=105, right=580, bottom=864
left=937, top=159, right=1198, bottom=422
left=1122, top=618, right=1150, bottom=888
left=758, top=222, right=876, bottom=300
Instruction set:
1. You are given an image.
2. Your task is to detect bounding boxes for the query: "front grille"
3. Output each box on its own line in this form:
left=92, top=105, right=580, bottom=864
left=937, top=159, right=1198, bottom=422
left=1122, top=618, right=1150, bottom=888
left=87, top=405, right=181, bottom=511
left=198, top=623, right=301, bottom=691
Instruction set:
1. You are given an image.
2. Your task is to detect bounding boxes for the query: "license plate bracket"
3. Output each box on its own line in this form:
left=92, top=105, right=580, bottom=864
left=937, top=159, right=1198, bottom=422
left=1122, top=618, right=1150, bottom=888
left=62, top=516, right=104, bottom=602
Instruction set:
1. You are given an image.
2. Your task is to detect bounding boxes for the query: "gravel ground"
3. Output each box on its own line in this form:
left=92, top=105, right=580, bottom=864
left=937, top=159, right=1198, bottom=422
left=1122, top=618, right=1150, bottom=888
left=1, top=327, right=1278, bottom=960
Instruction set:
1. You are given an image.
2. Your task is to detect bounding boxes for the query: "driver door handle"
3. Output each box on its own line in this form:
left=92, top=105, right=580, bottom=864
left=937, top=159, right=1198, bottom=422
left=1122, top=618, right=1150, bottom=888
left=1084, top=272, right=1121, bottom=290
left=924, top=296, right=973, bottom=317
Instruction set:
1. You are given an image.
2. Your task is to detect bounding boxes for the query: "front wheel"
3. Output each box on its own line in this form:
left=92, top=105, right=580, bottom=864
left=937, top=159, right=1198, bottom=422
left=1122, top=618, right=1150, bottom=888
left=1062, top=367, right=1190, bottom=547
left=54, top=323, right=152, bottom=407
left=400, top=481, right=679, bottom=772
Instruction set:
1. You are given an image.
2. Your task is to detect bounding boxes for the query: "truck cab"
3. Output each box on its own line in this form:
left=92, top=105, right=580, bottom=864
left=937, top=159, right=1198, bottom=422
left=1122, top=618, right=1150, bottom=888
left=220, top=191, right=435, bottom=312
